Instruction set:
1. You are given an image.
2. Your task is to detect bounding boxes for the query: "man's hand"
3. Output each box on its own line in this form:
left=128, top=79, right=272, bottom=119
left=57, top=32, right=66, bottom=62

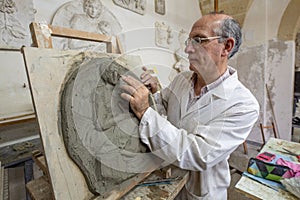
left=140, top=66, right=161, bottom=94
left=120, top=75, right=150, bottom=119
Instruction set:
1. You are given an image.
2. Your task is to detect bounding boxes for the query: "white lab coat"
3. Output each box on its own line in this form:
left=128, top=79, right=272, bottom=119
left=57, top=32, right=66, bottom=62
left=139, top=67, right=259, bottom=200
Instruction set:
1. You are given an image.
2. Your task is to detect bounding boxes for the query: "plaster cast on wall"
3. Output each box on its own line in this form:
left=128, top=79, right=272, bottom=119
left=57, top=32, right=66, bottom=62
left=51, top=0, right=122, bottom=51
left=155, top=0, right=165, bottom=15
left=112, top=0, right=146, bottom=15
left=0, top=0, right=34, bottom=49
left=60, top=55, right=160, bottom=194
left=155, top=21, right=173, bottom=49
left=173, top=29, right=189, bottom=72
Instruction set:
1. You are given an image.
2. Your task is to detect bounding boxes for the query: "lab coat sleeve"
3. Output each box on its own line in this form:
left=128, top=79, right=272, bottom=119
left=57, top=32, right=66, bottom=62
left=139, top=101, right=259, bottom=171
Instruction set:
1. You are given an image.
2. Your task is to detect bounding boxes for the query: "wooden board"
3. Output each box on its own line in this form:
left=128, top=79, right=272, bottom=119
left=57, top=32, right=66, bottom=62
left=235, top=176, right=298, bottom=200
left=23, top=47, right=99, bottom=199
left=26, top=176, right=53, bottom=200
left=25, top=161, right=189, bottom=200
left=8, top=166, right=26, bottom=200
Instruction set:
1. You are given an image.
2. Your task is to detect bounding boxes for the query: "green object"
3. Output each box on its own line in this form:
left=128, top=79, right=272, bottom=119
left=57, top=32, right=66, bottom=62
left=247, top=158, right=290, bottom=182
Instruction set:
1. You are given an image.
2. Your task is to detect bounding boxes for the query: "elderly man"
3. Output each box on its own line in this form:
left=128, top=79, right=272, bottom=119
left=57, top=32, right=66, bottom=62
left=121, top=13, right=259, bottom=200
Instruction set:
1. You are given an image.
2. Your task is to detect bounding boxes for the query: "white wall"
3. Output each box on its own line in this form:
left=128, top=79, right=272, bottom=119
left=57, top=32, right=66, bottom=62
left=242, top=0, right=290, bottom=46
left=0, top=0, right=200, bottom=122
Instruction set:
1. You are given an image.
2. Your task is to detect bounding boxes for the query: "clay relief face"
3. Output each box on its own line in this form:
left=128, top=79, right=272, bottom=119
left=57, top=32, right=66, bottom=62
left=83, top=0, right=102, bottom=18
left=100, top=62, right=123, bottom=85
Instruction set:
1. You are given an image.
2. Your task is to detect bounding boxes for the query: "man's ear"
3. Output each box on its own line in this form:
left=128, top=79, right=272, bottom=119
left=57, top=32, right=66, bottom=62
left=222, top=38, right=234, bottom=57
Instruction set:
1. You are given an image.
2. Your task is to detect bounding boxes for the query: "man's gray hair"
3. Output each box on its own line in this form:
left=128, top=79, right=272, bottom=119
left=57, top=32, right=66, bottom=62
left=214, top=18, right=242, bottom=59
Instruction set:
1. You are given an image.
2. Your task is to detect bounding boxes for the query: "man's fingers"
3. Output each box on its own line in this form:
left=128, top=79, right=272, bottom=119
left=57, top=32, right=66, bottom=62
left=142, top=66, right=148, bottom=71
left=141, top=66, right=148, bottom=79
left=121, top=75, right=143, bottom=89
left=120, top=92, right=132, bottom=102
left=120, top=84, right=136, bottom=95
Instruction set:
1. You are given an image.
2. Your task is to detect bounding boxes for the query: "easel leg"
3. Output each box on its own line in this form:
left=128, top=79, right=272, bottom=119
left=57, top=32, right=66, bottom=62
left=243, top=141, right=248, bottom=155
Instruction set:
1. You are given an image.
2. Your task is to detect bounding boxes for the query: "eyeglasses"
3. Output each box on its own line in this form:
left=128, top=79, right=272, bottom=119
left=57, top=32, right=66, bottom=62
left=185, top=36, right=222, bottom=47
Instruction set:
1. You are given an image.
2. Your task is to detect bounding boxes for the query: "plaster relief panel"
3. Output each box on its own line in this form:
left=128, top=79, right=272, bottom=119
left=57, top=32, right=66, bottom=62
left=155, top=21, right=173, bottom=49
left=173, top=29, right=189, bottom=72
left=51, top=0, right=122, bottom=52
left=0, top=0, right=34, bottom=49
left=155, top=0, right=165, bottom=15
left=113, top=0, right=146, bottom=15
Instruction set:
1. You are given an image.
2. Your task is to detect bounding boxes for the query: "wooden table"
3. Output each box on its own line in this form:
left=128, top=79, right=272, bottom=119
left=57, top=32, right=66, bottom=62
left=235, top=138, right=300, bottom=199
left=26, top=161, right=189, bottom=200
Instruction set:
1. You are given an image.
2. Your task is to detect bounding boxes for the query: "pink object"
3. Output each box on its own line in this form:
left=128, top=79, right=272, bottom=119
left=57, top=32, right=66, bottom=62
left=276, top=158, right=300, bottom=178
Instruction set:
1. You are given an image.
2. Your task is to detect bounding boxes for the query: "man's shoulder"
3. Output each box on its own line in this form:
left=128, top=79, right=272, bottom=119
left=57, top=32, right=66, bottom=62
left=173, top=71, right=193, bottom=81
left=233, top=81, right=259, bottom=110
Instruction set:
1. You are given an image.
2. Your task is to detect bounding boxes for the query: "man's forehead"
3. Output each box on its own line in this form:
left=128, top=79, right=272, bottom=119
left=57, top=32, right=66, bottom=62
left=189, top=20, right=218, bottom=36
left=189, top=14, right=230, bottom=36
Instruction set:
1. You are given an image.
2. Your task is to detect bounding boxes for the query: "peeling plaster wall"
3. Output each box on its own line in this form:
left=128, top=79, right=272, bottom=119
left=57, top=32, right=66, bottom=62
left=230, top=39, right=294, bottom=142
left=229, top=44, right=265, bottom=142
left=239, top=0, right=295, bottom=142
left=266, top=40, right=294, bottom=141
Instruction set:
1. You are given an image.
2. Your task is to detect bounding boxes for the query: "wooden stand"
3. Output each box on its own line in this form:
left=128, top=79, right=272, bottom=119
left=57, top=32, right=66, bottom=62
left=259, top=122, right=278, bottom=146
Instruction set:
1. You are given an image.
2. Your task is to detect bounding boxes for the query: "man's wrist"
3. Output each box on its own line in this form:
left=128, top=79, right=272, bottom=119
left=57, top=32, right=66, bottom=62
left=137, top=107, right=149, bottom=120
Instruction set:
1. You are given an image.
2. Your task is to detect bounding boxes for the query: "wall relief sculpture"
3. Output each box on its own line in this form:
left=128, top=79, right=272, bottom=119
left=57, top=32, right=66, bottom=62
left=173, top=29, right=189, bottom=72
left=0, top=0, right=34, bottom=49
left=155, top=21, right=173, bottom=49
left=112, top=0, right=146, bottom=15
left=60, top=54, right=160, bottom=195
left=154, top=0, right=165, bottom=15
left=51, top=0, right=122, bottom=52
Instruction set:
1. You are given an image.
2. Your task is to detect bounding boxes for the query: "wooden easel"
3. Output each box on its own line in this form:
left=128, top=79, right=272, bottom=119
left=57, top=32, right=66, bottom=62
left=24, top=23, right=188, bottom=200
left=25, top=22, right=145, bottom=200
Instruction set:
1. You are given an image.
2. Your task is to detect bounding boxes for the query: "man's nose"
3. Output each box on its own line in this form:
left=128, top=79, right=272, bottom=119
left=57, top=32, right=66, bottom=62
left=184, top=43, right=194, bottom=54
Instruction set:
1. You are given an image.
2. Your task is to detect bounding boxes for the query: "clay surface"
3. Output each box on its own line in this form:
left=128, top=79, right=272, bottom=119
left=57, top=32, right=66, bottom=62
left=60, top=55, right=159, bottom=194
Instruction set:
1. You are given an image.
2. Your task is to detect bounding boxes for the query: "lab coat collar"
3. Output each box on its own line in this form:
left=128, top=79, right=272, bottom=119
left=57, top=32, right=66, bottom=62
left=181, top=66, right=238, bottom=117
left=209, top=66, right=238, bottom=100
